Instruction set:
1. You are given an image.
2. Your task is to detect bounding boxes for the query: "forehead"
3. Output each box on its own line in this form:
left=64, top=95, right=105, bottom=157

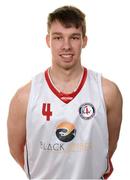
left=49, top=21, right=82, bottom=35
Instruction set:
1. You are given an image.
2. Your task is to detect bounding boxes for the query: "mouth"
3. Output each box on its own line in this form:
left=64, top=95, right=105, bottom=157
left=61, top=54, right=72, bottom=57
left=60, top=54, right=74, bottom=59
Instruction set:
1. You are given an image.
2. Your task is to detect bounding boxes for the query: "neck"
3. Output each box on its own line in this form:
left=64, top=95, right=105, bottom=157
left=50, top=64, right=83, bottom=82
left=48, top=64, right=84, bottom=94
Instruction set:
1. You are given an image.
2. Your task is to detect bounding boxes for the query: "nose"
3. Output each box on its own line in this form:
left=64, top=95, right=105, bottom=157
left=61, top=38, right=72, bottom=51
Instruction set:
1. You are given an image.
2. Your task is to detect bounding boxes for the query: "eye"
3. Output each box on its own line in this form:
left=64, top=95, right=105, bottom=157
left=53, top=36, right=63, bottom=40
left=71, top=36, right=80, bottom=40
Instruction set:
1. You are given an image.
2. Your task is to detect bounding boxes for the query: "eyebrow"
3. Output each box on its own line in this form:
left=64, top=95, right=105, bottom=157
left=51, top=32, right=81, bottom=36
left=52, top=32, right=62, bottom=36
left=71, top=33, right=81, bottom=36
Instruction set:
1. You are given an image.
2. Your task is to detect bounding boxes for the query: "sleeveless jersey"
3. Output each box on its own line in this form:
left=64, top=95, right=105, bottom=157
left=24, top=67, right=112, bottom=179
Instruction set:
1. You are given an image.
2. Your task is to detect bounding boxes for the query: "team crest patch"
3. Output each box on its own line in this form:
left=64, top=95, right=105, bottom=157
left=79, top=103, right=95, bottom=120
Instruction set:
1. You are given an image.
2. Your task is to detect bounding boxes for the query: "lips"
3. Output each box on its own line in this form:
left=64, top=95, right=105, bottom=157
left=59, top=53, right=74, bottom=63
left=60, top=54, right=73, bottom=58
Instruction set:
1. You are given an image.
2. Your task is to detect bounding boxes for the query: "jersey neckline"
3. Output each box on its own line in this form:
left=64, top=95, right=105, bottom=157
left=44, top=67, right=87, bottom=104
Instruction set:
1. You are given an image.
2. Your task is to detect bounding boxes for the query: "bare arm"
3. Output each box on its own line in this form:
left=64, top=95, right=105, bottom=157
left=102, top=78, right=123, bottom=159
left=7, top=82, right=31, bottom=169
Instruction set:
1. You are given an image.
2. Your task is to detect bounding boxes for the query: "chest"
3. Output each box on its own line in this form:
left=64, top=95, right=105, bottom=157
left=29, top=84, right=101, bottom=130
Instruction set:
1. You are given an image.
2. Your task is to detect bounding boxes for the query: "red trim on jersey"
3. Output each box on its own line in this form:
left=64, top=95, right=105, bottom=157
left=45, top=67, right=87, bottom=104
left=103, top=159, right=113, bottom=179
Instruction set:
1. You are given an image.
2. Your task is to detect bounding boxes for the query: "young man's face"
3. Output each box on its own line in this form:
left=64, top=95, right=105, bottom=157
left=46, top=21, right=87, bottom=70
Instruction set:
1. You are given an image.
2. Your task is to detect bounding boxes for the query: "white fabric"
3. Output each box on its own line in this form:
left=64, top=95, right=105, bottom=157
left=24, top=68, right=108, bottom=179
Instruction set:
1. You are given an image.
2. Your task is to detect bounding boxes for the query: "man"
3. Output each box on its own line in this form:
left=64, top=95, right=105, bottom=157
left=7, top=5, right=122, bottom=179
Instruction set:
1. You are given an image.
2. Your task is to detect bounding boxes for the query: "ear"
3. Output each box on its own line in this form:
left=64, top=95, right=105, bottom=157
left=46, top=34, right=50, bottom=48
left=82, top=36, right=88, bottom=48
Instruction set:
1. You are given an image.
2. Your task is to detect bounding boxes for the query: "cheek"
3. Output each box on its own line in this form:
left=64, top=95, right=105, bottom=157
left=74, top=43, right=82, bottom=53
left=50, top=44, right=60, bottom=57
left=50, top=41, right=61, bottom=51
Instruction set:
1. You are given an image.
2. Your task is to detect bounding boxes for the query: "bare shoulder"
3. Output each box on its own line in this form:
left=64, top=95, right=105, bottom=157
left=102, top=77, right=123, bottom=158
left=8, top=81, right=32, bottom=142
left=13, top=82, right=31, bottom=102
left=102, top=77, right=123, bottom=111
left=9, top=81, right=31, bottom=117
left=7, top=82, right=32, bottom=167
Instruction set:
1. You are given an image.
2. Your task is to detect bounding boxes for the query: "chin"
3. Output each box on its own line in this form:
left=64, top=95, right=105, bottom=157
left=60, top=63, right=76, bottom=70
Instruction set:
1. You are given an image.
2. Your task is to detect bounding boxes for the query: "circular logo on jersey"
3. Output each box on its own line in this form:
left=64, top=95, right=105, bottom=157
left=79, top=103, right=95, bottom=120
left=56, top=121, right=76, bottom=142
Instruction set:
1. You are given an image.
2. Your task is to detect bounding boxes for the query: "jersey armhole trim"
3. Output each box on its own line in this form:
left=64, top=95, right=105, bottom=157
left=97, top=74, right=107, bottom=115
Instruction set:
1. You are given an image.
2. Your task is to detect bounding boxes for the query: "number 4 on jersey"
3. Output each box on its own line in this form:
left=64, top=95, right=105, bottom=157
left=42, top=103, right=52, bottom=121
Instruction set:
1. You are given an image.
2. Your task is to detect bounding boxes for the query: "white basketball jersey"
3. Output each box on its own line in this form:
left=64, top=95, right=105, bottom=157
left=24, top=67, right=113, bottom=179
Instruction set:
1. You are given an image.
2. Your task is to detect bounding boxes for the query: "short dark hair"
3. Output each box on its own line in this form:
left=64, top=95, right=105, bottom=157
left=47, top=6, right=86, bottom=37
